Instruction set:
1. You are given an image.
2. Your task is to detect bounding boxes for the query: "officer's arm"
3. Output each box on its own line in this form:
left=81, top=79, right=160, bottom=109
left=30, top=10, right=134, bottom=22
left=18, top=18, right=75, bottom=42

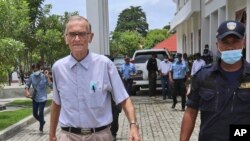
left=180, top=107, right=198, bottom=141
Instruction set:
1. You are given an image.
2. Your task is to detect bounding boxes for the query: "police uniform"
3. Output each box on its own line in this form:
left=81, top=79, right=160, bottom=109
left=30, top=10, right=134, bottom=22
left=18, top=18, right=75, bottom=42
left=187, top=59, right=250, bottom=140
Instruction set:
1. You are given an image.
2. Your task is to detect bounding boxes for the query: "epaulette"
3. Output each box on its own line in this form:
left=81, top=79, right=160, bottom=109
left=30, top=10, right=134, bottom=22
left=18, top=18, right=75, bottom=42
left=193, top=64, right=212, bottom=76
left=203, top=63, right=212, bottom=68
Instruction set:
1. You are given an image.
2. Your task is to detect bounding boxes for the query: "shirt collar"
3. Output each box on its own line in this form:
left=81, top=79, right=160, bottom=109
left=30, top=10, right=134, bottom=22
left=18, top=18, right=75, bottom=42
left=69, top=52, right=91, bottom=70
left=211, top=58, right=250, bottom=74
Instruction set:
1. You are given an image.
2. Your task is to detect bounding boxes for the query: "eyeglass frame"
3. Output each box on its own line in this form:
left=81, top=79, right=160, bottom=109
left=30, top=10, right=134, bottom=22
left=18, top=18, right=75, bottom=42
left=66, top=32, right=91, bottom=39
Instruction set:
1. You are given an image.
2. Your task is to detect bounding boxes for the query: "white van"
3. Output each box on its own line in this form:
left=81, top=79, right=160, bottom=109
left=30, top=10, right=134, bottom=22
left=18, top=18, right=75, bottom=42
left=131, top=49, right=170, bottom=95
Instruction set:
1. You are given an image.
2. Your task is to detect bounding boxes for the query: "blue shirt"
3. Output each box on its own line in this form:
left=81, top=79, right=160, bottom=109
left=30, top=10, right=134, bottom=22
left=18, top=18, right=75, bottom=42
left=171, top=60, right=187, bottom=79
left=121, top=63, right=136, bottom=80
left=187, top=59, right=250, bottom=141
left=25, top=72, right=51, bottom=102
left=52, top=53, right=129, bottom=128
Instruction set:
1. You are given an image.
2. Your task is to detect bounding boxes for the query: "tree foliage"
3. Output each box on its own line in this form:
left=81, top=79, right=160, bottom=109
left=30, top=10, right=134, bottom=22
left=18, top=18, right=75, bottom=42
left=144, top=29, right=169, bottom=49
left=0, top=0, right=30, bottom=84
left=115, top=6, right=148, bottom=37
left=110, top=31, right=144, bottom=57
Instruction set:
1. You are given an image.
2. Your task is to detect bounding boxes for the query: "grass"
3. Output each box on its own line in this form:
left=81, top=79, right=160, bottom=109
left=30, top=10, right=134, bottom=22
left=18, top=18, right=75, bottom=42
left=0, top=108, right=32, bottom=131
left=0, top=99, right=52, bottom=131
left=6, top=99, right=52, bottom=107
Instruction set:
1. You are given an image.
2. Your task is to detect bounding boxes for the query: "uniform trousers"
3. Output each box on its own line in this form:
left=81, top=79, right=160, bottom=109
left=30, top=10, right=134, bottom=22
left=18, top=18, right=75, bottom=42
left=172, top=78, right=186, bottom=109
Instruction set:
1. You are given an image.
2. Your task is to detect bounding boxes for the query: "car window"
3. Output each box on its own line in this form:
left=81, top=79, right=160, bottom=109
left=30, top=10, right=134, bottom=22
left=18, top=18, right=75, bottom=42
left=134, top=51, right=167, bottom=63
left=113, top=58, right=124, bottom=65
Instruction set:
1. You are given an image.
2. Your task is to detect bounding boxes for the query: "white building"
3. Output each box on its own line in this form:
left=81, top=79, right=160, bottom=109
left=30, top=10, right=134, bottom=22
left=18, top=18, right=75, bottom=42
left=170, top=0, right=250, bottom=61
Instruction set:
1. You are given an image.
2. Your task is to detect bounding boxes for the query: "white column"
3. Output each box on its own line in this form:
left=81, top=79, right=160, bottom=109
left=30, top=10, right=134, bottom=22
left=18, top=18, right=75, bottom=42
left=86, top=0, right=109, bottom=55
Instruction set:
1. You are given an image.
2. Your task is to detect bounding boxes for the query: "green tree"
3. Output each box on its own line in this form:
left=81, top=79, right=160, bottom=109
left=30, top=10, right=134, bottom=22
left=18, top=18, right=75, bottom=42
left=115, top=6, right=148, bottom=37
left=110, top=31, right=144, bottom=57
left=0, top=0, right=30, bottom=84
left=144, top=29, right=169, bottom=49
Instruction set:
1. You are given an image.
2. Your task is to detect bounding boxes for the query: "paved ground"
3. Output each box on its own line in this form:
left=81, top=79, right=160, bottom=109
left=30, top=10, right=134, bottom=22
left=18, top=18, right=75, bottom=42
left=2, top=95, right=200, bottom=141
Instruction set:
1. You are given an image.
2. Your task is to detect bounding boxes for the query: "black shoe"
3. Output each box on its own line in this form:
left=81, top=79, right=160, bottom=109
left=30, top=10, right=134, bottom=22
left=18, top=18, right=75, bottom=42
left=163, top=96, right=166, bottom=100
left=39, top=121, right=46, bottom=132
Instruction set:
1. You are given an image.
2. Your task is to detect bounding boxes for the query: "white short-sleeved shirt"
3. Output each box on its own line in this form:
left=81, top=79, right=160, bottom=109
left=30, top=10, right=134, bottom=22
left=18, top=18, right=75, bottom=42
left=191, top=59, right=206, bottom=76
left=159, top=60, right=172, bottom=75
left=52, top=52, right=129, bottom=128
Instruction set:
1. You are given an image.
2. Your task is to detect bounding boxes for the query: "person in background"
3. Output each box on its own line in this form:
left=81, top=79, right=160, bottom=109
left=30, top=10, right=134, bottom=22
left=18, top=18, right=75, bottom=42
left=169, top=53, right=188, bottom=111
left=120, top=56, right=136, bottom=96
left=180, top=20, right=250, bottom=141
left=158, top=55, right=172, bottom=100
left=191, top=53, right=206, bottom=76
left=25, top=63, right=52, bottom=133
left=49, top=15, right=140, bottom=141
left=202, top=44, right=213, bottom=65
left=147, top=53, right=159, bottom=97
left=105, top=55, right=122, bottom=141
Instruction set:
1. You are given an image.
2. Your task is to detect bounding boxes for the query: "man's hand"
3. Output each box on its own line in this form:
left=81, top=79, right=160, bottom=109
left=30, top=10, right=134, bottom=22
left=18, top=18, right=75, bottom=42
left=128, top=125, right=141, bottom=141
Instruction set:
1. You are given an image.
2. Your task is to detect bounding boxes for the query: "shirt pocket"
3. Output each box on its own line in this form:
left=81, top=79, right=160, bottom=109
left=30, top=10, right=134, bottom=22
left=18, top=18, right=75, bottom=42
left=199, top=88, right=217, bottom=112
left=85, top=90, right=106, bottom=108
left=236, top=89, right=250, bottom=113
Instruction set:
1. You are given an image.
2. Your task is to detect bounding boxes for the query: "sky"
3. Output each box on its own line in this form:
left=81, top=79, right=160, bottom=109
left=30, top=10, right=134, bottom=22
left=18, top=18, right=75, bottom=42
left=43, top=0, right=176, bottom=32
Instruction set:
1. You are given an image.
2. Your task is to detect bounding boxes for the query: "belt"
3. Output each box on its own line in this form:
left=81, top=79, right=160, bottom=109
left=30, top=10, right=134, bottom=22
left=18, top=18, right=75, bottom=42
left=61, top=124, right=110, bottom=135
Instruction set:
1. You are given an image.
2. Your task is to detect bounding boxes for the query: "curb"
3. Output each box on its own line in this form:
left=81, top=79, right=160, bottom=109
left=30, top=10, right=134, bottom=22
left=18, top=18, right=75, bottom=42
left=0, top=106, right=50, bottom=141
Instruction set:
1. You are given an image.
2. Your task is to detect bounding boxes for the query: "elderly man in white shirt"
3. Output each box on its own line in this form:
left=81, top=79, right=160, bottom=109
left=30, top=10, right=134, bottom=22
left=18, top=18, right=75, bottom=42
left=159, top=55, right=172, bottom=100
left=49, top=15, right=140, bottom=141
left=191, top=53, right=206, bottom=76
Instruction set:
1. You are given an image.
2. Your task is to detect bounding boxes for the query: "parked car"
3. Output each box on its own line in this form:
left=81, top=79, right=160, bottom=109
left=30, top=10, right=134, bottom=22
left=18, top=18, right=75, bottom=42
left=113, top=56, right=125, bottom=73
left=131, top=49, right=171, bottom=95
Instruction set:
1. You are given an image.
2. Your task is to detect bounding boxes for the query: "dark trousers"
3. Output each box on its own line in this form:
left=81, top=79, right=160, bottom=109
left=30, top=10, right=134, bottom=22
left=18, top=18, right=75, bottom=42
left=111, top=100, right=121, bottom=138
left=123, top=78, right=133, bottom=95
left=161, top=75, right=172, bottom=98
left=148, top=72, right=157, bottom=96
left=173, top=79, right=186, bottom=109
left=32, top=100, right=46, bottom=130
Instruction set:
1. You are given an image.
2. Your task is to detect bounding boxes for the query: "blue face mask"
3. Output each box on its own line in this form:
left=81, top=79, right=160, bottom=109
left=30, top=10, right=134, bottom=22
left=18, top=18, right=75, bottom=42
left=220, top=49, right=242, bottom=64
left=34, top=71, right=40, bottom=76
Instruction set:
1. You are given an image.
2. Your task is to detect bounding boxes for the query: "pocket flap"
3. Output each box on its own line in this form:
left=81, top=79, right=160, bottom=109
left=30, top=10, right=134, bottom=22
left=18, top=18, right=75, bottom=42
left=237, top=89, right=250, bottom=101
left=199, top=88, right=216, bottom=101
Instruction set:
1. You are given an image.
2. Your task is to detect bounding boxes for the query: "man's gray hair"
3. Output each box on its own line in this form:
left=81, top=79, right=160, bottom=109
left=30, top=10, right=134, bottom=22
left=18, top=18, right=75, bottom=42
left=64, top=15, right=92, bottom=34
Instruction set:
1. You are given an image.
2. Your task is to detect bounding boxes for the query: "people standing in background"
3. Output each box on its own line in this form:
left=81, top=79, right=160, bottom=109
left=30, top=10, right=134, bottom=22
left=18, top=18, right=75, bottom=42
left=121, top=56, right=136, bottom=96
left=169, top=53, right=188, bottom=111
left=19, top=65, right=25, bottom=85
left=191, top=53, right=206, bottom=76
left=159, top=55, right=172, bottom=100
left=105, top=54, right=122, bottom=141
left=49, top=15, right=140, bottom=141
left=202, top=44, right=213, bottom=65
left=180, top=20, right=249, bottom=141
left=25, top=63, right=52, bottom=133
left=147, top=53, right=159, bottom=97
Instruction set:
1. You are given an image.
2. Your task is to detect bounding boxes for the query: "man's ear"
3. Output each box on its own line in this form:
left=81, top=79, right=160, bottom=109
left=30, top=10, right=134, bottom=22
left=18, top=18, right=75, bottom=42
left=88, top=33, right=94, bottom=43
left=64, top=35, right=68, bottom=45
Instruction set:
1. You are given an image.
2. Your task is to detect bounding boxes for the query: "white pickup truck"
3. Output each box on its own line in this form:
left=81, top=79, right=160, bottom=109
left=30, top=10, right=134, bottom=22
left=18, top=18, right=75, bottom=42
left=131, top=49, right=171, bottom=95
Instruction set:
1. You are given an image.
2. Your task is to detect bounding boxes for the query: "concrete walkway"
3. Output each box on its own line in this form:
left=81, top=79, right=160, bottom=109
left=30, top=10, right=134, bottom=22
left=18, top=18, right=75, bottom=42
left=1, top=95, right=200, bottom=141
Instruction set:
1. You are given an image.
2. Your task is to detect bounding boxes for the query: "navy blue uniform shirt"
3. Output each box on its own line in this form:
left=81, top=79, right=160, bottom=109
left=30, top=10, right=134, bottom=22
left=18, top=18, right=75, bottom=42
left=187, top=59, right=250, bottom=141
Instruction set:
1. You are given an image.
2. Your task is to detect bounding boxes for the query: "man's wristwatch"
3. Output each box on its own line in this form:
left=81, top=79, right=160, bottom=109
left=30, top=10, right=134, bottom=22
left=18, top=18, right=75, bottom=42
left=130, top=121, right=139, bottom=129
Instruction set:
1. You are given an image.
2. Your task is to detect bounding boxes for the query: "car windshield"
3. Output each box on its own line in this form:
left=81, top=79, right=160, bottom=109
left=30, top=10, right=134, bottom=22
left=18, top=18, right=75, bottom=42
left=134, top=52, right=166, bottom=63
left=113, top=58, right=124, bottom=65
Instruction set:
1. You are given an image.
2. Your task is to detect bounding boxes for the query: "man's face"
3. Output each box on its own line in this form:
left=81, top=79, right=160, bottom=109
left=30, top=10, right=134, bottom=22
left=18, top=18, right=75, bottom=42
left=217, top=35, right=244, bottom=51
left=65, top=20, right=93, bottom=55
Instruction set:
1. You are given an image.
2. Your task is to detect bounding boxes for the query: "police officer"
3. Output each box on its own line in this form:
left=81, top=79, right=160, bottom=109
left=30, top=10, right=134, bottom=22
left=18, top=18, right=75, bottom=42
left=180, top=20, right=250, bottom=141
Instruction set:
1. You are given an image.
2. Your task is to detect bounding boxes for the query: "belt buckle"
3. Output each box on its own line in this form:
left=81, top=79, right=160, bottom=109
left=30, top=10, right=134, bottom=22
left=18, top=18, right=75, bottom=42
left=80, top=128, right=91, bottom=135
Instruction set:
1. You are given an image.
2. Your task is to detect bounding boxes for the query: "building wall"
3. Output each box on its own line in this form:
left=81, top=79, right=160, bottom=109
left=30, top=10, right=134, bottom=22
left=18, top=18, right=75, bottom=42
left=172, top=0, right=249, bottom=61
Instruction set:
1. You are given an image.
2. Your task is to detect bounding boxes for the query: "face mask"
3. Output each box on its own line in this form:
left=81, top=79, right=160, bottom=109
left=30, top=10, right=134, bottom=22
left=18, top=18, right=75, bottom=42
left=220, top=49, right=242, bottom=64
left=34, top=71, right=40, bottom=76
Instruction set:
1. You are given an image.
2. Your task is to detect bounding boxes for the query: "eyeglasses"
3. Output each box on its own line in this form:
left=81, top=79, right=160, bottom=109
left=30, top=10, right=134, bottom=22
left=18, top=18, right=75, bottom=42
left=66, top=32, right=91, bottom=39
